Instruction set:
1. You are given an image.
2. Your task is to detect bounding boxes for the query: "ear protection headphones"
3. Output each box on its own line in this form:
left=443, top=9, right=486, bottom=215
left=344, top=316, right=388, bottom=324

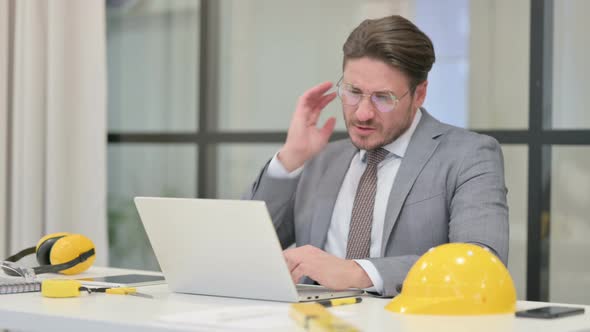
left=2, top=233, right=96, bottom=276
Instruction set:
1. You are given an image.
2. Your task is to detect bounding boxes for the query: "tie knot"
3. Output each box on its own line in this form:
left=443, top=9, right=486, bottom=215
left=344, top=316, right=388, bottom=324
left=366, top=148, right=389, bottom=167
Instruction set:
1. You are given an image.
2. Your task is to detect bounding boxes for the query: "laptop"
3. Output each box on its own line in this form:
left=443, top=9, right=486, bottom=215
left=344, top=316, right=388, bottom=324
left=134, top=197, right=363, bottom=302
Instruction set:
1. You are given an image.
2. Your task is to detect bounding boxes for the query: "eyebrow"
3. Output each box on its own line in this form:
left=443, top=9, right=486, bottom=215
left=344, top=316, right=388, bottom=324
left=344, top=82, right=396, bottom=95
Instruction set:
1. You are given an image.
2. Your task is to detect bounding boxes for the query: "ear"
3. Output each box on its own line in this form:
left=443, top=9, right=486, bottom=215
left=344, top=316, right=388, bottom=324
left=413, top=80, right=428, bottom=108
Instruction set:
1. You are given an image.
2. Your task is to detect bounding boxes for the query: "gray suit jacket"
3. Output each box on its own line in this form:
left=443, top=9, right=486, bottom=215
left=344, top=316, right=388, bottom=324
left=243, top=110, right=508, bottom=297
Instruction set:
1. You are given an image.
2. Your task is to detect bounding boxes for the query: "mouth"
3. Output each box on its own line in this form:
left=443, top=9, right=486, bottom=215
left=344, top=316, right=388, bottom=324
left=352, top=124, right=377, bottom=135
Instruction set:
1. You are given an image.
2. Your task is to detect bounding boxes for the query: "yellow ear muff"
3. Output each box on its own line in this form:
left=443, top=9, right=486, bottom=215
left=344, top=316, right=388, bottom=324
left=36, top=232, right=72, bottom=265
left=36, top=232, right=72, bottom=252
left=49, top=234, right=96, bottom=275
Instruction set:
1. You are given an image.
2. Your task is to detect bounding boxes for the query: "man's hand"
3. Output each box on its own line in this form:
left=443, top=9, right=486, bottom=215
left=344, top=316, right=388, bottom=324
left=278, top=82, right=337, bottom=172
left=283, top=245, right=373, bottom=290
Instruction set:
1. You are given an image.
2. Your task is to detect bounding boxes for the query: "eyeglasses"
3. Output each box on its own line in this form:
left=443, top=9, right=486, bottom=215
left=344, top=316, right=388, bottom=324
left=336, top=78, right=409, bottom=113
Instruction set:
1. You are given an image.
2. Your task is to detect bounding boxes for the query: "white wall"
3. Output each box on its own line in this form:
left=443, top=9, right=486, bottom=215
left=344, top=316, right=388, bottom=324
left=0, top=0, right=8, bottom=258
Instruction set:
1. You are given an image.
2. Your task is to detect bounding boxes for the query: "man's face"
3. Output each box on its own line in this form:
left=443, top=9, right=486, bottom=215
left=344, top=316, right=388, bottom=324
left=341, top=57, right=427, bottom=150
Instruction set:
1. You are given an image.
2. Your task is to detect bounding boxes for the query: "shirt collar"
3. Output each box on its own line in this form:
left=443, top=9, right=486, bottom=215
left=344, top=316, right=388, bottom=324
left=360, top=108, right=422, bottom=161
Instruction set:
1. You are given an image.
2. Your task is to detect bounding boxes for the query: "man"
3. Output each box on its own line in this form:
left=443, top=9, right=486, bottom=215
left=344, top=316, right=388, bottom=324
left=243, top=15, right=508, bottom=297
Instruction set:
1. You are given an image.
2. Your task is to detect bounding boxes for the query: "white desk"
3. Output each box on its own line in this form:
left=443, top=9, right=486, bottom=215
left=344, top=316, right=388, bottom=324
left=1, top=267, right=589, bottom=332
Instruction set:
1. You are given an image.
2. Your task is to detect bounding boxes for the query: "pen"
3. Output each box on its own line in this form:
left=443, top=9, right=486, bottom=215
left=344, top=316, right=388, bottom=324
left=317, top=297, right=362, bottom=307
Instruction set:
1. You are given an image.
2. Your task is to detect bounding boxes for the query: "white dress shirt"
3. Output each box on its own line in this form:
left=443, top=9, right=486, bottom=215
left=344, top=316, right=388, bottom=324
left=267, top=110, right=422, bottom=294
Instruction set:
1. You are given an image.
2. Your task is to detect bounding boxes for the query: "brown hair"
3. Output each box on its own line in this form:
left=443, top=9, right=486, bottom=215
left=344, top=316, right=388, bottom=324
left=343, top=15, right=435, bottom=93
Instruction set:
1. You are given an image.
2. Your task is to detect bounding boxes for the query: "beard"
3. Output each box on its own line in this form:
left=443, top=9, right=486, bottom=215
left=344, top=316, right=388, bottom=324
left=345, top=101, right=416, bottom=151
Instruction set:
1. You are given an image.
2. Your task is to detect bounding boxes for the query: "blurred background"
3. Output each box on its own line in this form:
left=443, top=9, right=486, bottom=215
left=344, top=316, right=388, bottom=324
left=1, top=0, right=589, bottom=305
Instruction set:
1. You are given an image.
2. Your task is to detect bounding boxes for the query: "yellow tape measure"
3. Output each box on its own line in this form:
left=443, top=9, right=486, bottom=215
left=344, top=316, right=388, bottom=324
left=41, top=279, right=139, bottom=298
left=42, top=279, right=82, bottom=298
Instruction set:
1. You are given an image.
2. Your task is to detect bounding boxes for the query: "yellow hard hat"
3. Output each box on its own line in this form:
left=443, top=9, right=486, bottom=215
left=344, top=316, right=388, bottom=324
left=385, top=243, right=516, bottom=315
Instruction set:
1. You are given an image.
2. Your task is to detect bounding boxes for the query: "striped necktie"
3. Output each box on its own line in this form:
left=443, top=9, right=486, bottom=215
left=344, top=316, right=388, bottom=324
left=345, top=148, right=389, bottom=259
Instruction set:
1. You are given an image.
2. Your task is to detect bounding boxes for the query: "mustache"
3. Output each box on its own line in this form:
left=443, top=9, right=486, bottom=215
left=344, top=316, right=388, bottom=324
left=351, top=120, right=378, bottom=127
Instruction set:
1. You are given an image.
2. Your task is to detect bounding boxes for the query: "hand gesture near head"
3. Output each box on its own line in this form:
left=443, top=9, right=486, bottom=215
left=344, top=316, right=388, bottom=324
left=278, top=82, right=337, bottom=171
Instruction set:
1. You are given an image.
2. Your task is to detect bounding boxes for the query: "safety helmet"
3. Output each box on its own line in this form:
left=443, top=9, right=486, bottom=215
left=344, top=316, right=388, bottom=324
left=386, top=243, right=516, bottom=315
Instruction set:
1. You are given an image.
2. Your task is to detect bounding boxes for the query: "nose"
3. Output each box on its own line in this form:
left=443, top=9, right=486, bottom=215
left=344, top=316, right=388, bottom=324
left=354, top=96, right=376, bottom=122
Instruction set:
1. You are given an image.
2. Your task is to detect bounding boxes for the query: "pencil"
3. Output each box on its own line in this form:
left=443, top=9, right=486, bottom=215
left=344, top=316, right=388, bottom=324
left=317, top=297, right=362, bottom=307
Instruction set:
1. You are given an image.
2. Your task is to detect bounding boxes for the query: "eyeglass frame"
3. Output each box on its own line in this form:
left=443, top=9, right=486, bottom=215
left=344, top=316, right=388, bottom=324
left=336, top=77, right=410, bottom=113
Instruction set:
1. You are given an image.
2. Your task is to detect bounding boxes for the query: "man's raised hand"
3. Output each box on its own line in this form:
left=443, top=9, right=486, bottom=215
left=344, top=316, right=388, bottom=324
left=277, top=81, right=337, bottom=172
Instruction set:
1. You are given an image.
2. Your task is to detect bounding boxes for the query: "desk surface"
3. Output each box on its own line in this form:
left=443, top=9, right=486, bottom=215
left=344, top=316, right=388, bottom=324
left=1, top=267, right=589, bottom=332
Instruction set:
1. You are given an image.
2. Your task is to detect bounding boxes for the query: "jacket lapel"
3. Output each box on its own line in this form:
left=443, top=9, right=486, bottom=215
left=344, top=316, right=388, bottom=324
left=380, top=110, right=446, bottom=255
left=309, top=142, right=357, bottom=249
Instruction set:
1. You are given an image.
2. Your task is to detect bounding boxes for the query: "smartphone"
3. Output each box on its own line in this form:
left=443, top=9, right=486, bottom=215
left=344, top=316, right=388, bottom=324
left=515, top=306, right=585, bottom=319
left=77, top=274, right=166, bottom=287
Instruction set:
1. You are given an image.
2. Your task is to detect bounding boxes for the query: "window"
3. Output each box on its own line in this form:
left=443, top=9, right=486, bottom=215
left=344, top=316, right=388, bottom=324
left=106, top=0, right=200, bottom=270
left=107, top=0, right=590, bottom=304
